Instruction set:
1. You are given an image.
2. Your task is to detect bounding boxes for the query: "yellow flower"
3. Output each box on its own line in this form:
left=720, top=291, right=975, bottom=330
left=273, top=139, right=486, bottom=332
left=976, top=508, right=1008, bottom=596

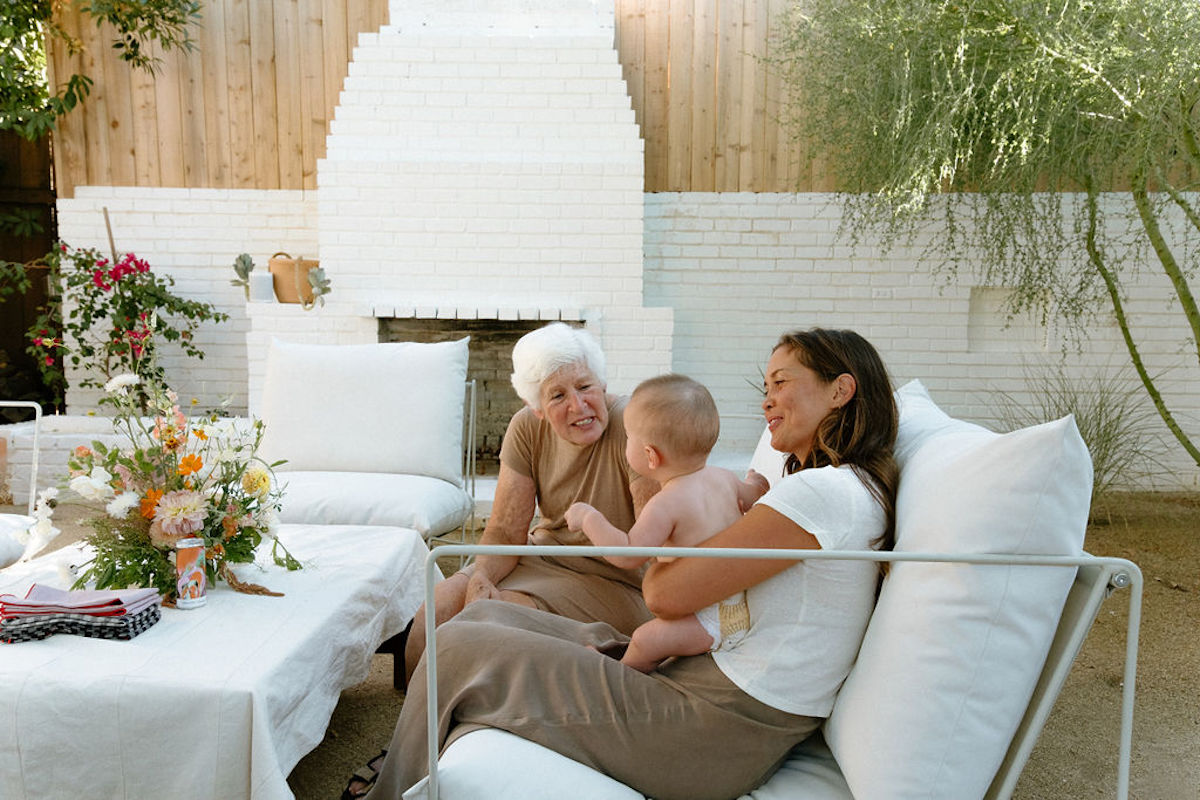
left=241, top=466, right=271, bottom=498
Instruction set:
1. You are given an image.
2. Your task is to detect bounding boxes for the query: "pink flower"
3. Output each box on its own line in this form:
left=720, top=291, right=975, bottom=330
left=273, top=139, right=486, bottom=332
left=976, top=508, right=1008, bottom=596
left=155, top=489, right=207, bottom=538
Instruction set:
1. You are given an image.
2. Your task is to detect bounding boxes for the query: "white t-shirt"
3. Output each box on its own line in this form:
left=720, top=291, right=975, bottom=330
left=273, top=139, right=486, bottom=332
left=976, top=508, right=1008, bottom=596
left=711, top=464, right=885, bottom=717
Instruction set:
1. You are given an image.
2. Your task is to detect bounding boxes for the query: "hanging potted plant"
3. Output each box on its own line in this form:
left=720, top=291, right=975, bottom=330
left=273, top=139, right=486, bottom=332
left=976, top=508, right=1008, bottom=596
left=267, top=252, right=316, bottom=305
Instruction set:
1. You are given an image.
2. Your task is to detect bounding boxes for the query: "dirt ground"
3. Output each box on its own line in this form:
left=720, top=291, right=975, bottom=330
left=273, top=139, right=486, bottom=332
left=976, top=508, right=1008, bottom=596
left=6, top=493, right=1198, bottom=799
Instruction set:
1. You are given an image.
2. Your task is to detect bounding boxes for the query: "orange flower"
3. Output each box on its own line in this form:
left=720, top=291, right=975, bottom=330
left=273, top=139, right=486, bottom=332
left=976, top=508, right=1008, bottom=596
left=140, top=488, right=164, bottom=519
left=221, top=515, right=239, bottom=540
left=177, top=453, right=203, bottom=476
left=193, top=427, right=208, bottom=441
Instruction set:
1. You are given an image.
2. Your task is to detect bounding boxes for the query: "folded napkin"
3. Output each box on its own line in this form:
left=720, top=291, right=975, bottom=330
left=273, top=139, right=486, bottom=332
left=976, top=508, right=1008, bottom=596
left=0, top=585, right=161, bottom=618
left=0, top=605, right=161, bottom=643
left=0, top=584, right=163, bottom=644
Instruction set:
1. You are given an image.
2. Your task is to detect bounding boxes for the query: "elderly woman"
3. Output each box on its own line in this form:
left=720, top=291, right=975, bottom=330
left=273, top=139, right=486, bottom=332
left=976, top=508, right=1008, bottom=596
left=363, top=328, right=900, bottom=800
left=401, top=322, right=659, bottom=679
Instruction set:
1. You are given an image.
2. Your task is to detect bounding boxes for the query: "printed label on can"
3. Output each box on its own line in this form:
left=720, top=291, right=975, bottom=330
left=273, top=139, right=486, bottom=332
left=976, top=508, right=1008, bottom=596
left=175, top=537, right=208, bottom=609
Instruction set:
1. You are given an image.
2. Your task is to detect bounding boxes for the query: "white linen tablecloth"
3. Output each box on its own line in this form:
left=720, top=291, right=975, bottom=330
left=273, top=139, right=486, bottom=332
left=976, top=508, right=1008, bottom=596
left=0, top=523, right=434, bottom=800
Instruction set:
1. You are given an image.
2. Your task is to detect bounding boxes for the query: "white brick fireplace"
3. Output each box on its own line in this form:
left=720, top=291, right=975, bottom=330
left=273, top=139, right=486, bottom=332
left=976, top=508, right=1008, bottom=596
left=245, top=0, right=673, bottom=410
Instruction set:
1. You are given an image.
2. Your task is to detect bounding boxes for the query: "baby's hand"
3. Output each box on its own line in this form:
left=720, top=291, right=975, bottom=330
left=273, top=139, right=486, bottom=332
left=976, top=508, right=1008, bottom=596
left=746, top=469, right=770, bottom=498
left=565, top=502, right=595, bottom=533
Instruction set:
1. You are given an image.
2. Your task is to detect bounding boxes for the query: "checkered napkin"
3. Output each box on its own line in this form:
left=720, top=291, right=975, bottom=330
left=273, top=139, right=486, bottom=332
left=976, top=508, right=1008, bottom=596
left=0, top=584, right=163, bottom=644
left=0, top=605, right=162, bottom=643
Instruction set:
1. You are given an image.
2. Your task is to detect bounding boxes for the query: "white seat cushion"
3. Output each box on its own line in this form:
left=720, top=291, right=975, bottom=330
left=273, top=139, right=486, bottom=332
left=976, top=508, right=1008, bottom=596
left=410, top=728, right=853, bottom=800
left=276, top=472, right=472, bottom=538
left=259, top=338, right=470, bottom=487
left=402, top=729, right=644, bottom=800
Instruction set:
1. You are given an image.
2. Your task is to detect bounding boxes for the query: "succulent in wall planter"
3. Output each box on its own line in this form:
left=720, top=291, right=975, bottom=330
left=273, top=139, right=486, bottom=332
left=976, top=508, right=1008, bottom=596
left=305, top=266, right=331, bottom=310
left=231, top=253, right=254, bottom=299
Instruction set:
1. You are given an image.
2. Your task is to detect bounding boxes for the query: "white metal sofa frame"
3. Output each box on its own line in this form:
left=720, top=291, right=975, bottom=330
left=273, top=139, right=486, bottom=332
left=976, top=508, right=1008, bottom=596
left=0, top=401, right=41, bottom=519
left=417, top=543, right=1142, bottom=800
left=427, top=379, right=478, bottom=552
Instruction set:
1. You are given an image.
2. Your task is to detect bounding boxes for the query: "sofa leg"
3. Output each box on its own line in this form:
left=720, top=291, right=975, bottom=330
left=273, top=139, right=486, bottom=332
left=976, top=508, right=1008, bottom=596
left=376, top=618, right=413, bottom=691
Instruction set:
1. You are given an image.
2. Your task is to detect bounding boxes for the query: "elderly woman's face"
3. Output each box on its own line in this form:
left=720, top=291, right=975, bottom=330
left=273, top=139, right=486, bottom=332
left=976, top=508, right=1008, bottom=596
left=534, top=362, right=609, bottom=447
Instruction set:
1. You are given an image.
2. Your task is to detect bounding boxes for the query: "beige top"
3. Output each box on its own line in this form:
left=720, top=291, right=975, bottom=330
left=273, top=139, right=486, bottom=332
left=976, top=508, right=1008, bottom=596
left=499, top=394, right=638, bottom=548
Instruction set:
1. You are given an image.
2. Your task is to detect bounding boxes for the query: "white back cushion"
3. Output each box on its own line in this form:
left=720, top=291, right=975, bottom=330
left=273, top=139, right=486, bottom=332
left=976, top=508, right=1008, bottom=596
left=259, top=338, right=469, bottom=486
left=824, top=380, right=1092, bottom=799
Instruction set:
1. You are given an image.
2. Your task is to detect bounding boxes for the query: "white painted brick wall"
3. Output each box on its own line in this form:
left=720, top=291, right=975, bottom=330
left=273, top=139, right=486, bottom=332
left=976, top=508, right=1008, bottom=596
left=645, top=192, right=1200, bottom=490
left=42, top=188, right=1200, bottom=492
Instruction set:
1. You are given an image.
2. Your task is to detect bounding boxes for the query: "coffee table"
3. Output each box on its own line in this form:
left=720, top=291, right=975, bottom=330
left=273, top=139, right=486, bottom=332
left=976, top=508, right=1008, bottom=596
left=0, top=523, right=433, bottom=800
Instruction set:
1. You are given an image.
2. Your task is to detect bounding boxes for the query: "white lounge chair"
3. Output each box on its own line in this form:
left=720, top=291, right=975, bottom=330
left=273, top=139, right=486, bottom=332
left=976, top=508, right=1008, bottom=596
left=255, top=338, right=477, bottom=545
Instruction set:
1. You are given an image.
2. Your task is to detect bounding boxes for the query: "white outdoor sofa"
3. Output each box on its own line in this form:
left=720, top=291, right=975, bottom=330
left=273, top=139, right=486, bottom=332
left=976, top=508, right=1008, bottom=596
left=404, top=380, right=1142, bottom=800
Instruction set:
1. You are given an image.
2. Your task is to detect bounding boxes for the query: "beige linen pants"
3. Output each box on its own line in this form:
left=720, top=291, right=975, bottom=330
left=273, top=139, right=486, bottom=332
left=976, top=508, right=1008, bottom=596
left=496, top=553, right=653, bottom=635
left=368, top=601, right=820, bottom=800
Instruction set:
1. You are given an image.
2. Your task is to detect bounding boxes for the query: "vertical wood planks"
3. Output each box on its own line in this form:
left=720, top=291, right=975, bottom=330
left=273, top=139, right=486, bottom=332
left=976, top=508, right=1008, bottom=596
left=666, top=0, right=695, bottom=190
left=641, top=0, right=671, bottom=192
left=273, top=0, right=303, bottom=189
left=45, top=0, right=814, bottom=196
left=201, top=0, right=233, bottom=187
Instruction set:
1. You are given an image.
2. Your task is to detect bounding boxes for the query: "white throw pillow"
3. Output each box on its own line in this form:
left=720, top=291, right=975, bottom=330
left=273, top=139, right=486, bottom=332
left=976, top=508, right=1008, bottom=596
left=276, top=472, right=473, bottom=538
left=823, top=380, right=1092, bottom=799
left=258, top=338, right=469, bottom=486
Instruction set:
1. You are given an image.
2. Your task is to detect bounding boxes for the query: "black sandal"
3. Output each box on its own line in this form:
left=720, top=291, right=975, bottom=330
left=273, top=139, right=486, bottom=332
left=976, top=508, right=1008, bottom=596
left=341, top=749, right=387, bottom=799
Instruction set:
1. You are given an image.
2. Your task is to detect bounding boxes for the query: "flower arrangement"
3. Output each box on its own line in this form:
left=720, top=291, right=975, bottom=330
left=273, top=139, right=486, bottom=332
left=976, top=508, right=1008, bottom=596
left=40, top=373, right=300, bottom=603
left=26, top=242, right=228, bottom=410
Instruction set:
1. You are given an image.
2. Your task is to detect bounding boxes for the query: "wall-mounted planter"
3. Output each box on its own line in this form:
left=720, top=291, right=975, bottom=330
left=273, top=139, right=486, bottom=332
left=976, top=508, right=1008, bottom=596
left=268, top=252, right=317, bottom=304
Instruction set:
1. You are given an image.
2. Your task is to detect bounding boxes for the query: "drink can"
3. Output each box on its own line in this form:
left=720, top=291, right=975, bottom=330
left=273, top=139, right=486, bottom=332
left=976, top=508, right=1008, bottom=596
left=175, top=537, right=208, bottom=609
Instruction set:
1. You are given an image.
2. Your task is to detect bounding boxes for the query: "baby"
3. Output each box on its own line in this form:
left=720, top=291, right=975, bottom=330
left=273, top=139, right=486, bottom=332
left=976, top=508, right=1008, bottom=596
left=566, top=374, right=768, bottom=672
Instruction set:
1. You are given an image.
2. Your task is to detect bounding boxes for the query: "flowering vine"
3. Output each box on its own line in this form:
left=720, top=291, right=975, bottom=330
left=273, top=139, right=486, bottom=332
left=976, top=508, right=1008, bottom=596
left=26, top=242, right=227, bottom=410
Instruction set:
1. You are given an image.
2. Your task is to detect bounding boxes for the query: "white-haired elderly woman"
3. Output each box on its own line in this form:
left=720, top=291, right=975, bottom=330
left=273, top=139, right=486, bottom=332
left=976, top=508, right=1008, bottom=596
left=400, top=322, right=658, bottom=683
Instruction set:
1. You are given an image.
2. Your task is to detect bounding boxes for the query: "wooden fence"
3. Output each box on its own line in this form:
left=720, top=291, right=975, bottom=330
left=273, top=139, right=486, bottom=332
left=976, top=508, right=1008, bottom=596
left=47, top=0, right=816, bottom=197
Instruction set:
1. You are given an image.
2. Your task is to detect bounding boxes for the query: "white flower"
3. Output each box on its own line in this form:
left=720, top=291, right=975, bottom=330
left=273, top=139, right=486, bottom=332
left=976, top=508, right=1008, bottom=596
left=105, top=492, right=141, bottom=519
left=69, top=466, right=115, bottom=502
left=262, top=510, right=280, bottom=540
left=104, top=373, right=141, bottom=394
left=56, top=558, right=80, bottom=586
left=19, top=515, right=59, bottom=561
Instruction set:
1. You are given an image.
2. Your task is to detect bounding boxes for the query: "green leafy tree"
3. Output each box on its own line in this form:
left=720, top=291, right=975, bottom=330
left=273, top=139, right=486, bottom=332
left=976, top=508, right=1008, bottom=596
left=773, top=0, right=1200, bottom=466
left=1, top=0, right=201, bottom=140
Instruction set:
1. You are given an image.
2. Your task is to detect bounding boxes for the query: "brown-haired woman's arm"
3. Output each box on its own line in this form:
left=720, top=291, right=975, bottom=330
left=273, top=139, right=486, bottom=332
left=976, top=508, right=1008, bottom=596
left=642, top=504, right=820, bottom=619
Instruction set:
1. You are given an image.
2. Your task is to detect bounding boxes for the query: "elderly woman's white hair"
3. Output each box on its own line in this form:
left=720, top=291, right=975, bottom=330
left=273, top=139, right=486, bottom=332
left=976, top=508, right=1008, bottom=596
left=511, top=322, right=606, bottom=410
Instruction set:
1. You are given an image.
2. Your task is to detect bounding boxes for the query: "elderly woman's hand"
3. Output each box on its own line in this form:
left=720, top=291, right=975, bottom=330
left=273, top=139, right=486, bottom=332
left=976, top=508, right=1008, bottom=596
left=464, top=570, right=503, bottom=605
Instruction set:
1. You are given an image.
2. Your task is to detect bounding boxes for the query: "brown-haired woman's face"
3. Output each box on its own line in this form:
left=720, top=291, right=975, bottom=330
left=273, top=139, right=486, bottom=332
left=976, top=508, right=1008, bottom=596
left=761, top=346, right=843, bottom=460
